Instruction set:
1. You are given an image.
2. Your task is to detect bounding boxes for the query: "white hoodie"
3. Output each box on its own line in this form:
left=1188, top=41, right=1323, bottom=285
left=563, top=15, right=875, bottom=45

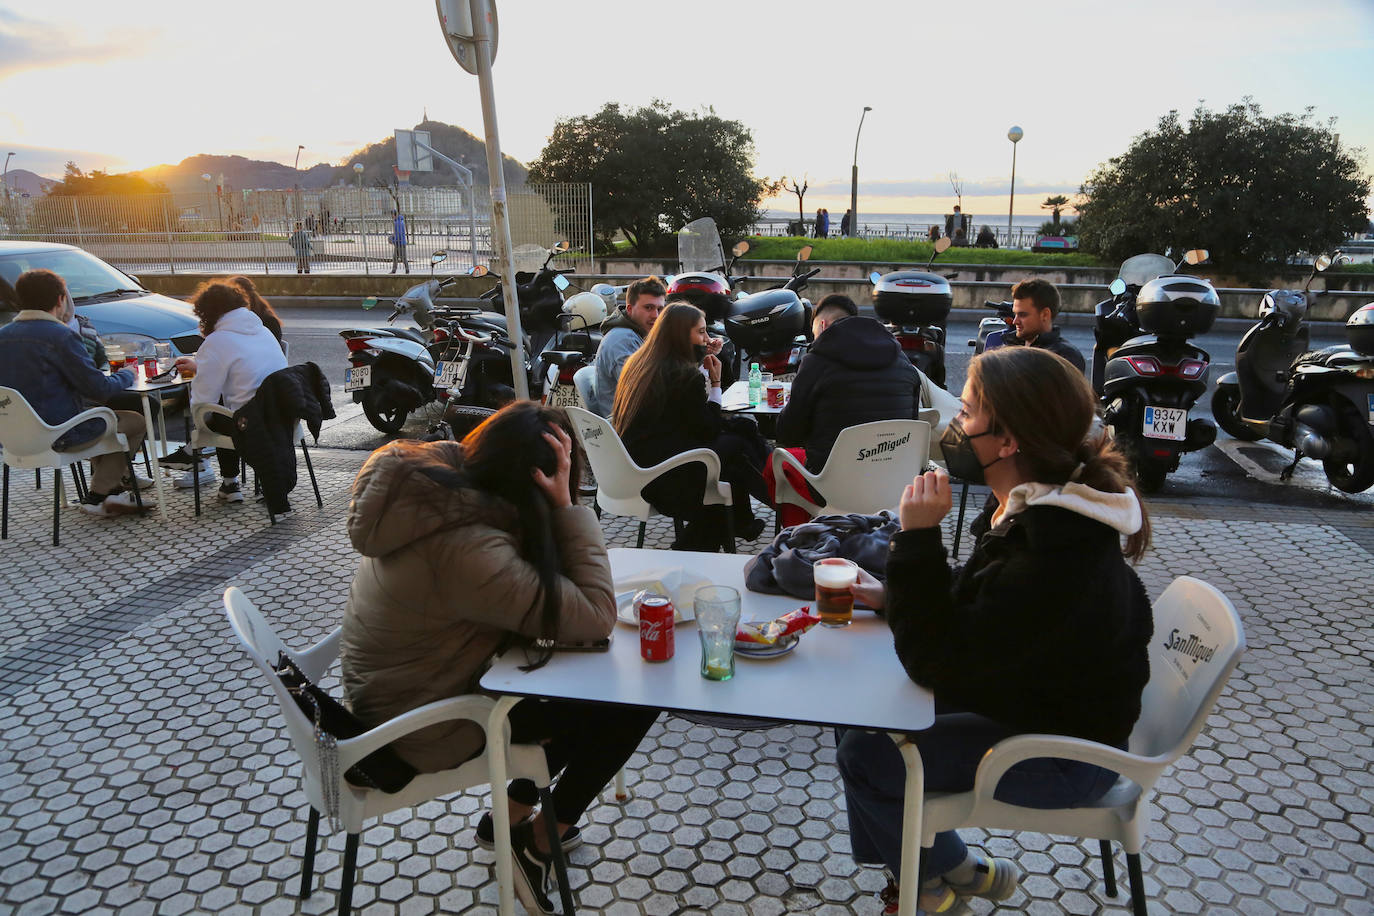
left=995, top=480, right=1143, bottom=536
left=191, top=307, right=287, bottom=412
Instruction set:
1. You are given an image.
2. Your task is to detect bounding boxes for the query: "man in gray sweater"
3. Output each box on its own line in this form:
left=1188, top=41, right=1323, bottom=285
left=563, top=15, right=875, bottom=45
left=585, top=277, right=665, bottom=416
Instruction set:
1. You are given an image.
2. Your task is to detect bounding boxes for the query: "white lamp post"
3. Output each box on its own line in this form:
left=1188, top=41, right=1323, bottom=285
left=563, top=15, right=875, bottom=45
left=293, top=144, right=305, bottom=224
left=2, top=152, right=13, bottom=206
left=201, top=173, right=213, bottom=228
left=354, top=163, right=367, bottom=275
left=1007, top=126, right=1023, bottom=242
left=849, top=106, right=872, bottom=238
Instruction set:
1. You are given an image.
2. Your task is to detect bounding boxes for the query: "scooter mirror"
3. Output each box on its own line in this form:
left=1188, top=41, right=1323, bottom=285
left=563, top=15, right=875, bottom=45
left=362, top=296, right=379, bottom=310
left=1109, top=279, right=1127, bottom=296
left=869, top=271, right=882, bottom=284
left=467, top=264, right=489, bottom=278
left=553, top=274, right=571, bottom=291
left=934, top=238, right=953, bottom=254
left=797, top=245, right=813, bottom=262
left=1182, top=249, right=1208, bottom=265
left=431, top=251, right=448, bottom=264
left=732, top=241, right=750, bottom=257
left=664, top=275, right=676, bottom=285
left=1314, top=254, right=1332, bottom=272
left=552, top=241, right=571, bottom=253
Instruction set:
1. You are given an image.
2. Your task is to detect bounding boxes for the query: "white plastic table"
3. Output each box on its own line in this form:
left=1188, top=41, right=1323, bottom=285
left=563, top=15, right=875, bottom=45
left=722, top=380, right=791, bottom=415
left=480, top=547, right=935, bottom=916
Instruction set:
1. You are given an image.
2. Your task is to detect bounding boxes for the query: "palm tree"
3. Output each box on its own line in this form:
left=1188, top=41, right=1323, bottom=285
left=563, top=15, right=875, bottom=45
left=1041, top=195, right=1070, bottom=225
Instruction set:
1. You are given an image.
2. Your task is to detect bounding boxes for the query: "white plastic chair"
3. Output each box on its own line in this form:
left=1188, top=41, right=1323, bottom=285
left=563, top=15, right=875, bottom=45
left=771, top=419, right=931, bottom=521
left=565, top=405, right=736, bottom=552
left=0, top=385, right=143, bottom=546
left=911, top=576, right=1246, bottom=916
left=572, top=365, right=601, bottom=416
left=190, top=402, right=321, bottom=523
left=222, top=587, right=575, bottom=916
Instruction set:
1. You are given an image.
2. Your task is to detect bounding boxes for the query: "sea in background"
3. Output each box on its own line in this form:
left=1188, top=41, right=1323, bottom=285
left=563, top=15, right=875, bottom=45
left=762, top=209, right=1049, bottom=230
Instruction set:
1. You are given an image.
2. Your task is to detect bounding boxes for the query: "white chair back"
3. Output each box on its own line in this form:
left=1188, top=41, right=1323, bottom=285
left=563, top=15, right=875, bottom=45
left=0, top=385, right=122, bottom=469
left=572, top=365, right=601, bottom=416
left=776, top=419, right=931, bottom=518
left=1131, top=576, right=1246, bottom=759
left=191, top=403, right=237, bottom=451
left=0, top=386, right=59, bottom=458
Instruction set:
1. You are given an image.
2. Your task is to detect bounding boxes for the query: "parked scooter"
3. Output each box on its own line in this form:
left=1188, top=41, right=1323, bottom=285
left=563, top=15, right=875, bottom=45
left=968, top=300, right=1015, bottom=354
left=724, top=245, right=820, bottom=379
left=1212, top=254, right=1374, bottom=492
left=666, top=217, right=748, bottom=384
left=1093, top=249, right=1218, bottom=492
left=869, top=237, right=956, bottom=387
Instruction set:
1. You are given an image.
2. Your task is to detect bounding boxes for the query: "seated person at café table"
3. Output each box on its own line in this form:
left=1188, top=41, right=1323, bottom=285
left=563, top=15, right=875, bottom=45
left=585, top=275, right=666, bottom=417
left=837, top=347, right=1153, bottom=913
left=340, top=401, right=659, bottom=915
left=612, top=302, right=771, bottom=550
left=775, top=293, right=923, bottom=473
left=0, top=268, right=152, bottom=516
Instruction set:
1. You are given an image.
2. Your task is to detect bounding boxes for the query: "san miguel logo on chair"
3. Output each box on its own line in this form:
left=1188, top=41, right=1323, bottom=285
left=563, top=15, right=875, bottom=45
left=1162, top=629, right=1217, bottom=665
left=857, top=431, right=911, bottom=462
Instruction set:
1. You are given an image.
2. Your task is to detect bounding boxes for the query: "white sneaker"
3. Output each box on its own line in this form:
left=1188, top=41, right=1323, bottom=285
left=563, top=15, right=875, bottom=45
left=123, top=473, right=156, bottom=491
left=80, top=491, right=148, bottom=517
left=217, top=481, right=245, bottom=503
left=173, top=465, right=217, bottom=489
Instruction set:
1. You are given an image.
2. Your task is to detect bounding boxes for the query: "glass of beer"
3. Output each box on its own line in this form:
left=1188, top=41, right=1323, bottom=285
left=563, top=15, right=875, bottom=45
left=814, top=558, right=858, bottom=627
left=695, top=585, right=742, bottom=681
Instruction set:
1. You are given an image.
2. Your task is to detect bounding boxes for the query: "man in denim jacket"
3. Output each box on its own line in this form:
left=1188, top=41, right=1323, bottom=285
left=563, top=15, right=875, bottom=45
left=0, top=269, right=151, bottom=516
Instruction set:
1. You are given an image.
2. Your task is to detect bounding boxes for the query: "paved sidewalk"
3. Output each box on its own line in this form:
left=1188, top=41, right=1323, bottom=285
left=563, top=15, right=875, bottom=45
left=0, top=447, right=1370, bottom=914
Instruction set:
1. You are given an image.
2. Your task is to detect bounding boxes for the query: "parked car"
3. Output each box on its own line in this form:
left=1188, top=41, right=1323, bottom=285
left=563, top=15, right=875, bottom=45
left=0, top=240, right=202, bottom=361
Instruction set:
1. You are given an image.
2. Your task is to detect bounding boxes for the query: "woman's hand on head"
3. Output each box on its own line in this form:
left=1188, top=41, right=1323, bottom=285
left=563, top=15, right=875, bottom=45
left=532, top=425, right=574, bottom=510
left=899, top=467, right=952, bottom=530
left=850, top=567, right=886, bottom=611
left=703, top=354, right=721, bottom=386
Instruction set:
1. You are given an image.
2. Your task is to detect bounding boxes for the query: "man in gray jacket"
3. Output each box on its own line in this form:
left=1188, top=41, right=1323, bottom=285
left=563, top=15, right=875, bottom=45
left=585, top=277, right=665, bottom=416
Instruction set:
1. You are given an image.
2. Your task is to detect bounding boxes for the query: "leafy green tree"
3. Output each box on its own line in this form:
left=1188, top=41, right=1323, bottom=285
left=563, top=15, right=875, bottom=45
left=1076, top=101, right=1371, bottom=269
left=527, top=100, right=773, bottom=253
left=48, top=162, right=169, bottom=196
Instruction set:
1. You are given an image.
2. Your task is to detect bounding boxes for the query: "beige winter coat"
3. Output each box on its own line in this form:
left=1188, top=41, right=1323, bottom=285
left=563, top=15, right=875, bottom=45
left=340, top=440, right=615, bottom=773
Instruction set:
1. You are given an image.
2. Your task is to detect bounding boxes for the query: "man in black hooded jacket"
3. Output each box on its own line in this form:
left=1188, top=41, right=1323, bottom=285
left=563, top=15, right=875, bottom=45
left=775, top=295, right=923, bottom=473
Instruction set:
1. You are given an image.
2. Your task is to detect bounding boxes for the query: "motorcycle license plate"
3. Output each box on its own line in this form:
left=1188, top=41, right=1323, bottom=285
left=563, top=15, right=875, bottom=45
left=546, top=383, right=582, bottom=409
left=434, top=360, right=464, bottom=388
left=1143, top=405, right=1187, bottom=441
left=344, top=365, right=371, bottom=392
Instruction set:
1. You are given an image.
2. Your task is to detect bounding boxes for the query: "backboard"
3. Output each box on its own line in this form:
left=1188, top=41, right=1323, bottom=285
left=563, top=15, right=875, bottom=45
left=395, top=129, right=434, bottom=173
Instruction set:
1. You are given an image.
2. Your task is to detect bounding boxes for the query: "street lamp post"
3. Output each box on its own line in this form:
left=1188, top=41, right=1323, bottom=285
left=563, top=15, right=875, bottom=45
left=850, top=106, right=872, bottom=238
left=201, top=173, right=213, bottom=230
left=2, top=152, right=13, bottom=207
left=1007, top=125, right=1023, bottom=244
left=353, top=162, right=368, bottom=275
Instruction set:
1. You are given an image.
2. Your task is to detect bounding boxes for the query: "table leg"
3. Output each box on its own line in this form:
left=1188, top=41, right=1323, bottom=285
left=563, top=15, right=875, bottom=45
left=487, top=696, right=523, bottom=916
left=892, top=734, right=926, bottom=916
left=140, top=396, right=166, bottom=520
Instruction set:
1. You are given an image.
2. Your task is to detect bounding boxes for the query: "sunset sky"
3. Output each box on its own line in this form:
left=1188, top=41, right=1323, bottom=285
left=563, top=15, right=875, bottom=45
left=3, top=0, right=1372, bottom=216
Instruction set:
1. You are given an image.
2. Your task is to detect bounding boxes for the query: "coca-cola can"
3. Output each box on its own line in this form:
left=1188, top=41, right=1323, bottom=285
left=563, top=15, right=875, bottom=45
left=638, top=594, right=675, bottom=661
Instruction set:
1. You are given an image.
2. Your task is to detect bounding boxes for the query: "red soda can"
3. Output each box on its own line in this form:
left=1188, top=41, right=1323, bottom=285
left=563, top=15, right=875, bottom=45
left=638, top=594, right=675, bottom=661
left=144, top=357, right=158, bottom=376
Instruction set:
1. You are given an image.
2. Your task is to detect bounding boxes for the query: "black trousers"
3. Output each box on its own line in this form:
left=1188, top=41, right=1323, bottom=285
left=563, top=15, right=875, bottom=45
left=502, top=699, right=659, bottom=823
left=205, top=412, right=241, bottom=478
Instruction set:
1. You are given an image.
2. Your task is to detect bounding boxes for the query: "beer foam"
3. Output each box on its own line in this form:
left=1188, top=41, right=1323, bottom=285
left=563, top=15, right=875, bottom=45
left=813, top=561, right=857, bottom=588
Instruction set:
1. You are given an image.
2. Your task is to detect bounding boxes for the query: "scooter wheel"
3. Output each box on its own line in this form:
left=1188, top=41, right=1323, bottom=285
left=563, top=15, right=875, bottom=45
left=1134, top=457, right=1169, bottom=494
left=362, top=389, right=409, bottom=435
left=1323, top=414, right=1374, bottom=493
left=1212, top=387, right=1263, bottom=442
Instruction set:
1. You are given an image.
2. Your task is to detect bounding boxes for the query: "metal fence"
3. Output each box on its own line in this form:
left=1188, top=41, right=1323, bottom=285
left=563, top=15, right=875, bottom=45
left=0, top=183, right=593, bottom=275
left=750, top=217, right=1044, bottom=250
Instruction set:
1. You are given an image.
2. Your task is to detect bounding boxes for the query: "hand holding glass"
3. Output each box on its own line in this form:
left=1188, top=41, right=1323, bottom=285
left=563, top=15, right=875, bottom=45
left=695, top=585, right=742, bottom=681
left=814, top=558, right=858, bottom=627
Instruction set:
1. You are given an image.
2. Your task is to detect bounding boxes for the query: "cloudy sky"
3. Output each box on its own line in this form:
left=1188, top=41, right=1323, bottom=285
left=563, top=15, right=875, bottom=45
left=3, top=0, right=1372, bottom=215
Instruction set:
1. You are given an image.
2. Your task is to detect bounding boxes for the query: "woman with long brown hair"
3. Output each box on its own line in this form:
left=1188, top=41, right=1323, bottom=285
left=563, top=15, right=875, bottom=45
left=612, top=301, right=770, bottom=549
left=228, top=275, right=283, bottom=342
left=837, top=346, right=1154, bottom=912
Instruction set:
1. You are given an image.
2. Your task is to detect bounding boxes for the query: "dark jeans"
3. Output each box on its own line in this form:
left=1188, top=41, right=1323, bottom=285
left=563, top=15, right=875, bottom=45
left=837, top=710, right=1120, bottom=879
left=502, top=699, right=658, bottom=823
left=205, top=412, right=241, bottom=479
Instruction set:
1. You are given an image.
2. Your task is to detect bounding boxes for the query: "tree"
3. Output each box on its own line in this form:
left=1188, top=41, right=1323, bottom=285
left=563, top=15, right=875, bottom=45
left=48, top=162, right=169, bottom=196
left=527, top=100, right=774, bottom=253
left=783, top=175, right=808, bottom=236
left=1076, top=100, right=1371, bottom=269
left=1041, top=194, right=1069, bottom=225
left=949, top=171, right=964, bottom=211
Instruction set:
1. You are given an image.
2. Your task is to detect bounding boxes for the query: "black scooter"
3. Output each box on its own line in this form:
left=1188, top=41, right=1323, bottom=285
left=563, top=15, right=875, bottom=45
left=968, top=300, right=1014, bottom=354
left=870, top=237, right=957, bottom=388
left=723, top=245, right=821, bottom=379
left=1212, top=253, right=1374, bottom=493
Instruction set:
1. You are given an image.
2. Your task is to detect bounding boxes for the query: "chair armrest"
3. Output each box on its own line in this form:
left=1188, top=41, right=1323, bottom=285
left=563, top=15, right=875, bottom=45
left=970, top=733, right=1166, bottom=799
left=641, top=447, right=723, bottom=487
left=335, top=694, right=497, bottom=767
left=48, top=406, right=117, bottom=441
left=770, top=447, right=822, bottom=516
left=192, top=402, right=235, bottom=428
left=291, top=627, right=342, bottom=682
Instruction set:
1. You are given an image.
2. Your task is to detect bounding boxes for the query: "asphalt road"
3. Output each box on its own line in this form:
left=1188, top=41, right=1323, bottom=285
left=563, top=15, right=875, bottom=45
left=276, top=303, right=1372, bottom=511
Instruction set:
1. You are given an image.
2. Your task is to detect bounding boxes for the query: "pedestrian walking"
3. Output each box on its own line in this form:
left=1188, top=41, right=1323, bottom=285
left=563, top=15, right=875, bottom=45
left=288, top=221, right=312, bottom=274
left=390, top=210, right=409, bottom=274
left=815, top=208, right=830, bottom=239
left=840, top=209, right=853, bottom=237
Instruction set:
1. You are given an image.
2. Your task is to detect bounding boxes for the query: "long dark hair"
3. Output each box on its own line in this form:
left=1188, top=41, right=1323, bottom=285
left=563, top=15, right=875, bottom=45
left=967, top=347, right=1152, bottom=561
left=229, top=275, right=282, bottom=339
left=611, top=301, right=703, bottom=434
left=424, top=400, right=583, bottom=670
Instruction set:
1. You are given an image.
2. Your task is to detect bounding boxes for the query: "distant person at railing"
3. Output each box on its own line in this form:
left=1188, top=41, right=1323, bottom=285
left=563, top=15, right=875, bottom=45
left=840, top=209, right=853, bottom=237
left=390, top=210, right=409, bottom=275
left=975, top=225, right=998, bottom=248
left=928, top=225, right=941, bottom=242
left=288, top=221, right=312, bottom=274
left=815, top=208, right=830, bottom=239
left=953, top=227, right=967, bottom=247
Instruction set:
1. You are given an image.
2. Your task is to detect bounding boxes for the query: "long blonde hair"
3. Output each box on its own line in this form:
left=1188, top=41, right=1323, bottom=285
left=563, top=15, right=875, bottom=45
left=967, top=346, right=1151, bottom=561
left=611, top=302, right=704, bottom=434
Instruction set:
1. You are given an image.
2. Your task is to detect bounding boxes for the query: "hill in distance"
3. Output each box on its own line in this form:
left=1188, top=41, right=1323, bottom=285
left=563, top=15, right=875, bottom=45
left=2, top=169, right=57, bottom=197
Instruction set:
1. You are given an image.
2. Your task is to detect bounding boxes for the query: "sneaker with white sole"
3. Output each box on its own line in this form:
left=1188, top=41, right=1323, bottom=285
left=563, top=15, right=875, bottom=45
left=217, top=481, right=245, bottom=503
left=80, top=490, right=147, bottom=517
left=122, top=473, right=156, bottom=491
left=509, top=821, right=555, bottom=915
left=173, top=464, right=217, bottom=489
left=158, top=446, right=200, bottom=470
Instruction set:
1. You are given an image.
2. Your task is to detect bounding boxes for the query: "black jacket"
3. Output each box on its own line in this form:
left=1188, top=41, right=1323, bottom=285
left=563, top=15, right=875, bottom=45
left=231, top=362, right=335, bottom=505
left=1004, top=326, right=1086, bottom=373
left=884, top=498, right=1152, bottom=747
left=775, top=316, right=922, bottom=472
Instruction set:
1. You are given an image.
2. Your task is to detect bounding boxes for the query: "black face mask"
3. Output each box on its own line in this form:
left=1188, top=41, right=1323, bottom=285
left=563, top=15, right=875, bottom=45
left=693, top=344, right=709, bottom=363
left=938, top=418, right=1005, bottom=484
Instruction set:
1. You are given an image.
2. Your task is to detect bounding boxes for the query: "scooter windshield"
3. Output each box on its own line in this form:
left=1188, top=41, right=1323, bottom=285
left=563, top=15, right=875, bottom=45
left=678, top=217, right=726, bottom=274
left=1117, top=254, right=1176, bottom=288
left=511, top=244, right=548, bottom=275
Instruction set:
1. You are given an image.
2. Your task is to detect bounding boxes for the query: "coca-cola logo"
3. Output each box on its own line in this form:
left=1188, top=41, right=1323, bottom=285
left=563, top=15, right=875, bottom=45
left=641, top=618, right=662, bottom=640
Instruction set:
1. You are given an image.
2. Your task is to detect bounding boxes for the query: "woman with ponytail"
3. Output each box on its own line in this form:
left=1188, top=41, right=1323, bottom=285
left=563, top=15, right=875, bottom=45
left=341, top=401, right=657, bottom=914
left=836, top=346, right=1154, bottom=913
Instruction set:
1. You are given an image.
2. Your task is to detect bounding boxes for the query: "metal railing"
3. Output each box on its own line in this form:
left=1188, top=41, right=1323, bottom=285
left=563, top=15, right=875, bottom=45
left=749, top=217, right=1046, bottom=250
left=0, top=183, right=593, bottom=275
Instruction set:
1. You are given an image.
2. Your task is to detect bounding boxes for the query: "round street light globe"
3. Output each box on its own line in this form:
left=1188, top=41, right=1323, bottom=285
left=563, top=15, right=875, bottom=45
left=1008, top=126, right=1024, bottom=144
left=352, top=163, right=364, bottom=173
left=201, top=173, right=212, bottom=182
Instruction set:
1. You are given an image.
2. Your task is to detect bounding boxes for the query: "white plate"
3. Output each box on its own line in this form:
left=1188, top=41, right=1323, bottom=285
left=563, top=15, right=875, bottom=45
left=734, top=633, right=799, bottom=659
left=615, top=591, right=696, bottom=627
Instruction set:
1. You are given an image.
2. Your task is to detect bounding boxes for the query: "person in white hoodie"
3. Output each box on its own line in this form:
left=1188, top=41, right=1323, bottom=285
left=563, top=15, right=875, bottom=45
left=164, top=282, right=287, bottom=502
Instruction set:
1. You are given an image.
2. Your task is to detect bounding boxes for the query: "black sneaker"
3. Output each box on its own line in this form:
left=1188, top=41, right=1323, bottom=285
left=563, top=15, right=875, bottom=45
left=475, top=812, right=582, bottom=853
left=158, top=446, right=208, bottom=470
left=509, top=821, right=555, bottom=915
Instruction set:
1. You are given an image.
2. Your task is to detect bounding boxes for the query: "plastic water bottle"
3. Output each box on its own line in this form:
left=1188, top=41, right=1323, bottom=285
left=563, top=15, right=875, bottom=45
left=748, top=363, right=762, bottom=406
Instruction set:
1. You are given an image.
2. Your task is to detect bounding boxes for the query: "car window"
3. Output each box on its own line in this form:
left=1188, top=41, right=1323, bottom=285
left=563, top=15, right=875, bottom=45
left=0, top=250, right=141, bottom=301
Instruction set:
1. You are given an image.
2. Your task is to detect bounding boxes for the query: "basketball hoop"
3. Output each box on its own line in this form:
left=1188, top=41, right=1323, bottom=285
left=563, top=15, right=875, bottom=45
left=393, top=165, right=412, bottom=187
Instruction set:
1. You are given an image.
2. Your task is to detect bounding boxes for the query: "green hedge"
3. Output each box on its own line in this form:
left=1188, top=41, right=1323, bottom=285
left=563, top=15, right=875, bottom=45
left=742, top=235, right=1108, bottom=267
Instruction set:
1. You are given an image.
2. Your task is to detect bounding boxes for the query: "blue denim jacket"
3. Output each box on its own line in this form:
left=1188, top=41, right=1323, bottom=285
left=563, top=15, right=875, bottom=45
left=0, top=311, right=134, bottom=448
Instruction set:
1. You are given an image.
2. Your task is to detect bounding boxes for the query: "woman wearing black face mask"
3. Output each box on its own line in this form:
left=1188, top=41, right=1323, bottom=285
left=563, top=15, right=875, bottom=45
left=837, top=346, right=1154, bottom=913
left=612, top=302, right=772, bottom=549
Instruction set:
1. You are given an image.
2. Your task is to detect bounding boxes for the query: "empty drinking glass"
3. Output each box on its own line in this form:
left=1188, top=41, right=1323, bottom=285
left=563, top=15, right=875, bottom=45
left=695, top=585, right=742, bottom=681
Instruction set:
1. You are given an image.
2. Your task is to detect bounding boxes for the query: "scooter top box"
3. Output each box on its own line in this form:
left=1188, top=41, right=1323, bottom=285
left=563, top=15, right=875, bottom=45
left=725, top=288, right=809, bottom=353
left=872, top=271, right=953, bottom=326
left=1135, top=276, right=1220, bottom=337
